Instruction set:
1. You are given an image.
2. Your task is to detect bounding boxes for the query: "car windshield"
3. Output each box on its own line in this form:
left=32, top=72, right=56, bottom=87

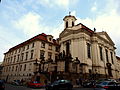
left=33, top=81, right=39, bottom=83
left=52, top=80, right=70, bottom=85
left=101, top=82, right=109, bottom=85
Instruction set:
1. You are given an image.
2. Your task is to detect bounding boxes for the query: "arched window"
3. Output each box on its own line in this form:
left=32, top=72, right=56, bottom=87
left=72, top=21, right=74, bottom=26
left=66, top=21, right=68, bottom=28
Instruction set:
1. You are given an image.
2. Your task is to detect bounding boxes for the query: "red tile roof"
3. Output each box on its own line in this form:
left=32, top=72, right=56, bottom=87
left=77, top=23, right=94, bottom=33
left=116, top=56, right=120, bottom=60
left=7, top=33, right=59, bottom=53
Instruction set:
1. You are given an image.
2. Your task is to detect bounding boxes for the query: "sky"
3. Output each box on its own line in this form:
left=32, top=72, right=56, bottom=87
left=0, top=0, right=120, bottom=62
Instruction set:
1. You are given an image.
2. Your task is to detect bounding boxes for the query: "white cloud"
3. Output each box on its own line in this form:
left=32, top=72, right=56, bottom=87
left=91, top=2, right=97, bottom=12
left=14, top=12, right=63, bottom=39
left=14, top=12, right=43, bottom=37
left=54, top=0, right=69, bottom=8
left=71, top=11, right=76, bottom=16
left=36, top=0, right=69, bottom=8
left=91, top=7, right=97, bottom=12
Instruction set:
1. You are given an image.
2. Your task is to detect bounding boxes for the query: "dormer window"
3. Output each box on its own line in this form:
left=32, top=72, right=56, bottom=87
left=49, top=38, right=51, bottom=41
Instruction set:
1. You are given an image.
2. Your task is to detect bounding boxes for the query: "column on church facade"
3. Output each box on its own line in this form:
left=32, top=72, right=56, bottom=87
left=79, top=37, right=86, bottom=64
left=91, top=36, right=100, bottom=74
left=71, top=39, right=74, bottom=58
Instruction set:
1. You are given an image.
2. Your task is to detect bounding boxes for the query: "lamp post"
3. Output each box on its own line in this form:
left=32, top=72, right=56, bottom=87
left=33, top=59, right=39, bottom=75
left=33, top=59, right=42, bottom=82
left=47, top=58, right=53, bottom=82
left=40, top=56, right=45, bottom=72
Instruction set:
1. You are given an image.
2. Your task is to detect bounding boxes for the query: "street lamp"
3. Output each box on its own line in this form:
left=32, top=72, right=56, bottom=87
left=40, top=56, right=45, bottom=72
left=33, top=59, right=39, bottom=74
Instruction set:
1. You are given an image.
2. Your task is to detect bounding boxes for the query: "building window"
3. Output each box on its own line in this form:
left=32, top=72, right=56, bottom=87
left=87, top=43, right=91, bottom=58
left=25, top=52, right=28, bottom=60
left=22, top=47, right=25, bottom=51
left=12, top=66, right=14, bottom=71
left=48, top=52, right=52, bottom=59
left=21, top=53, right=24, bottom=61
left=49, top=38, right=51, bottom=41
left=48, top=44, right=52, bottom=50
left=30, top=50, right=34, bottom=59
left=110, top=52, right=114, bottom=64
left=105, top=49, right=109, bottom=62
left=24, top=64, right=26, bottom=71
left=55, top=54, right=58, bottom=61
left=41, top=42, right=45, bottom=48
left=66, top=21, right=68, bottom=28
left=8, top=58, right=10, bottom=63
left=11, top=52, right=13, bottom=55
left=20, top=65, right=22, bottom=71
left=16, top=66, right=18, bottom=71
left=40, top=50, right=45, bottom=59
left=17, top=55, right=20, bottom=62
left=32, top=43, right=34, bottom=48
left=6, top=67, right=8, bottom=72
left=19, top=48, right=21, bottom=53
left=11, top=57, right=13, bottom=63
left=55, top=46, right=59, bottom=52
left=29, top=63, right=32, bottom=71
left=99, top=46, right=103, bottom=60
left=27, top=45, right=29, bottom=50
left=14, top=56, right=16, bottom=63
left=9, top=67, right=11, bottom=72
left=15, top=50, right=17, bottom=54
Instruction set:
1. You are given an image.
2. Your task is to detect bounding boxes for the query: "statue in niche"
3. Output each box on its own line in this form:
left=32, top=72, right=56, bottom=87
left=75, top=57, right=80, bottom=64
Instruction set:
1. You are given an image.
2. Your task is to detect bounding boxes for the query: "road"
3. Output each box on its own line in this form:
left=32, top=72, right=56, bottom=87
left=5, top=84, right=94, bottom=90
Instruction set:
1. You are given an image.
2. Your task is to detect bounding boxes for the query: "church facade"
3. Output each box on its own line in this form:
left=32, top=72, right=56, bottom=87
left=0, top=14, right=119, bottom=83
left=58, top=15, right=119, bottom=80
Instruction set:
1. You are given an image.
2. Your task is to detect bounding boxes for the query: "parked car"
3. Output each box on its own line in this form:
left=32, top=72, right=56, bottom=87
left=27, top=81, right=44, bottom=88
left=12, top=80, right=22, bottom=86
left=46, top=80, right=73, bottom=90
left=0, top=80, right=5, bottom=90
left=82, top=80, right=96, bottom=88
left=94, top=81, right=120, bottom=90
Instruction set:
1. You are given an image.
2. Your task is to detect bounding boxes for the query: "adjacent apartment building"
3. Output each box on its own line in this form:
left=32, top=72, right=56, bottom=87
left=1, top=14, right=120, bottom=83
left=1, top=33, right=59, bottom=82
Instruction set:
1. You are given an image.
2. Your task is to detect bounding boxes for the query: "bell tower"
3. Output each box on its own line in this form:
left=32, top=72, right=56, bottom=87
left=63, top=12, right=77, bottom=29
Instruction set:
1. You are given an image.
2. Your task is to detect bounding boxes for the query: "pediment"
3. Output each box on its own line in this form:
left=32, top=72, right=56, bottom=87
left=97, top=32, right=114, bottom=45
left=59, top=29, right=71, bottom=38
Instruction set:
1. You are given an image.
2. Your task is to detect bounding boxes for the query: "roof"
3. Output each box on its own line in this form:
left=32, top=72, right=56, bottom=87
left=6, top=33, right=59, bottom=53
left=77, top=23, right=94, bottom=33
left=63, top=15, right=77, bottom=20
left=116, top=56, right=120, bottom=60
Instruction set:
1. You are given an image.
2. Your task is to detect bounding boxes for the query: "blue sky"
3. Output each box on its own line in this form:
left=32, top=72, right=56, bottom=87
left=0, top=0, right=120, bottom=62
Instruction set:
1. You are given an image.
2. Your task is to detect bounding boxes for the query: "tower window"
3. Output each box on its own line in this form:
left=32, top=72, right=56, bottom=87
left=66, top=21, right=68, bottom=28
left=72, top=21, right=74, bottom=26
